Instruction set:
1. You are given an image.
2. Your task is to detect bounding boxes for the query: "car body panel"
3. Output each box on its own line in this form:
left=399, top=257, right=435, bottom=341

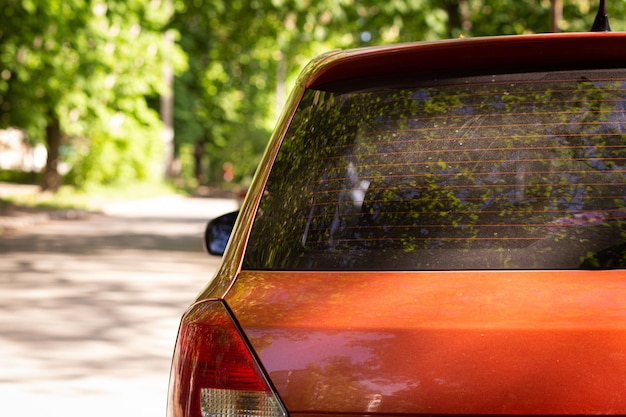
left=226, top=270, right=626, bottom=415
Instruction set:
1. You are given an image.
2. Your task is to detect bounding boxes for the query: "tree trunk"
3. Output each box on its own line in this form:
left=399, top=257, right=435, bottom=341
left=42, top=114, right=62, bottom=192
left=276, top=54, right=286, bottom=120
left=159, top=0, right=176, bottom=179
left=443, top=0, right=472, bottom=37
left=194, top=138, right=207, bottom=184
left=550, top=0, right=563, bottom=32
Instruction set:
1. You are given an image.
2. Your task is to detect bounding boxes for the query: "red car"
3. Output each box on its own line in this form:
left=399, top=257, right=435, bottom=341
left=168, top=9, right=626, bottom=417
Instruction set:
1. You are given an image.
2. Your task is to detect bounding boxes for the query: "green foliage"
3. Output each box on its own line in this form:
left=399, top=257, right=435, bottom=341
left=3, top=0, right=625, bottom=191
left=170, top=0, right=625, bottom=188
left=0, top=0, right=185, bottom=189
left=0, top=169, right=41, bottom=184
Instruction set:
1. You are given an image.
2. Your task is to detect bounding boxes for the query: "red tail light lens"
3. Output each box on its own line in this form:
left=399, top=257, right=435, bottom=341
left=167, top=301, right=287, bottom=417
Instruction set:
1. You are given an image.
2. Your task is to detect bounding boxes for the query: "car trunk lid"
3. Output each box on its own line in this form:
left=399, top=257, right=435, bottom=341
left=226, top=269, right=626, bottom=415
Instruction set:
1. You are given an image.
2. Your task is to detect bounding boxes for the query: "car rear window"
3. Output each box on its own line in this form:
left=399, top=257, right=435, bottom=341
left=244, top=69, right=626, bottom=270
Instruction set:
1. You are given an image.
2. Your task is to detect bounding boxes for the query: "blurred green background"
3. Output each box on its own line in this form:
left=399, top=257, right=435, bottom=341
left=1, top=0, right=624, bottom=203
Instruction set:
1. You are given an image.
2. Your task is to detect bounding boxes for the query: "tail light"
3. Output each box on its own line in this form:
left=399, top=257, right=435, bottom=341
left=167, top=300, right=287, bottom=417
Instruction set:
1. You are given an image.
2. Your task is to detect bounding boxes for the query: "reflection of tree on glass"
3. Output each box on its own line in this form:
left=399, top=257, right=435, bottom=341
left=245, top=70, right=626, bottom=271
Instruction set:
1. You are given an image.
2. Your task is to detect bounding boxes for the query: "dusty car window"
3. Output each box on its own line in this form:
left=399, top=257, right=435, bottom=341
left=245, top=70, right=626, bottom=270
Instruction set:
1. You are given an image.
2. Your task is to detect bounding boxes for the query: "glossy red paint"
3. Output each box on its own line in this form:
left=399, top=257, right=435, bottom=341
left=226, top=270, right=626, bottom=415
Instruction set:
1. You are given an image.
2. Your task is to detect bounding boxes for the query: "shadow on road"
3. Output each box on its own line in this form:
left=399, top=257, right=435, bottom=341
left=1, top=218, right=206, bottom=254
left=0, top=197, right=234, bottom=417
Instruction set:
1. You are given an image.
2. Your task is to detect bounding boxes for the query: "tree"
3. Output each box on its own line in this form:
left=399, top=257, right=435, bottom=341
left=170, top=0, right=626, bottom=189
left=0, top=0, right=185, bottom=190
left=4, top=0, right=617, bottom=191
left=170, top=0, right=446, bottom=186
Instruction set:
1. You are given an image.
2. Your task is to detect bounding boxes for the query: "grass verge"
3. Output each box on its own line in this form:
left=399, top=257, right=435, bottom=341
left=0, top=181, right=182, bottom=213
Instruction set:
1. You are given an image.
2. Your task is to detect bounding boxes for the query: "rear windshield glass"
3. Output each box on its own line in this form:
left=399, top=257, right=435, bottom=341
left=244, top=70, right=626, bottom=270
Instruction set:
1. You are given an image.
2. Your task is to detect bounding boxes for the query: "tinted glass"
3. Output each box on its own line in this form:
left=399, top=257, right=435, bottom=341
left=245, top=70, right=626, bottom=270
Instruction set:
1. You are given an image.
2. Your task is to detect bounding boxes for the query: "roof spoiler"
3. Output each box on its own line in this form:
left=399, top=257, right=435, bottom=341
left=591, top=0, right=611, bottom=32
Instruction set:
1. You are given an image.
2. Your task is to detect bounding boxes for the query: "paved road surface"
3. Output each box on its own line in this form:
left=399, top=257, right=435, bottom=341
left=0, top=195, right=238, bottom=417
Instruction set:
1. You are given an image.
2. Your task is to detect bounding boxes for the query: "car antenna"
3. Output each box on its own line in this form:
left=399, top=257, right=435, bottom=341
left=590, top=0, right=611, bottom=31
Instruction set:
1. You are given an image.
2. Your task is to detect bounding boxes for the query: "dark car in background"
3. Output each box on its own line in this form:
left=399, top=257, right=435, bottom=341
left=168, top=7, right=626, bottom=417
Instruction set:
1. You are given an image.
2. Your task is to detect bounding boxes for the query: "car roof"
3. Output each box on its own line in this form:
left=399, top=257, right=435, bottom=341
left=305, top=32, right=626, bottom=89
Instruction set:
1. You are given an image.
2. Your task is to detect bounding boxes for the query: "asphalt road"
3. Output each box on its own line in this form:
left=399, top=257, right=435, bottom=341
left=0, top=195, right=238, bottom=417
